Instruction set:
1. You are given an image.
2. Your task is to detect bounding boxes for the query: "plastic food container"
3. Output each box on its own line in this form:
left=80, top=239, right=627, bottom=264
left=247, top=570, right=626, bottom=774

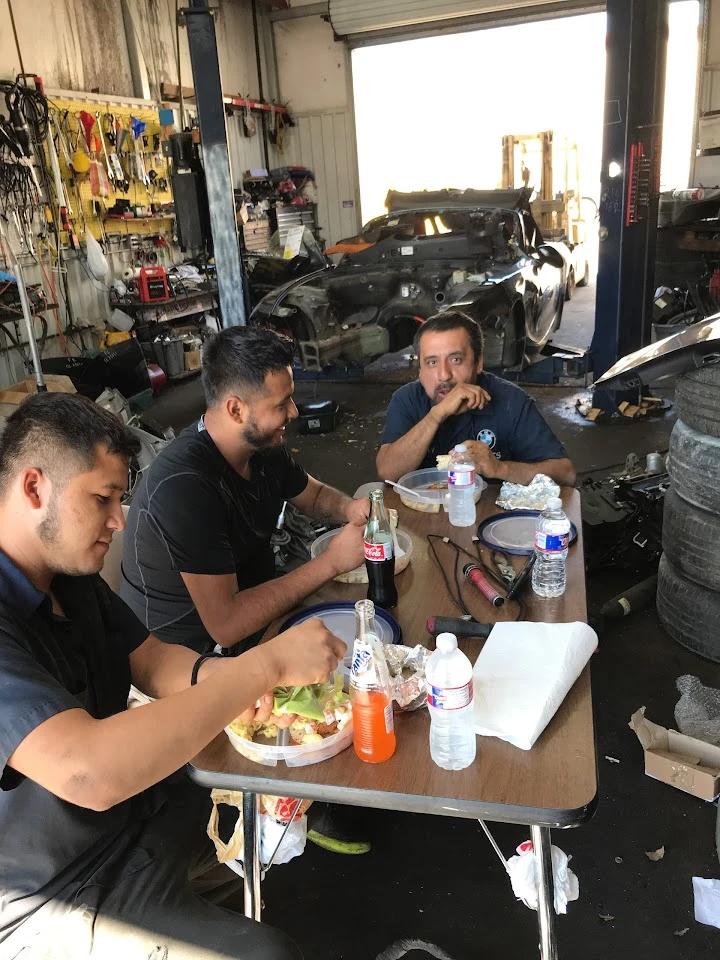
left=310, top=528, right=413, bottom=582
left=225, top=718, right=353, bottom=767
left=397, top=468, right=487, bottom=513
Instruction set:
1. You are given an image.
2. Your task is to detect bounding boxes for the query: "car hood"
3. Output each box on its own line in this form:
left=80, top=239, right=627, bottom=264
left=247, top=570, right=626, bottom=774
left=384, top=187, right=533, bottom=213
left=594, top=315, right=720, bottom=389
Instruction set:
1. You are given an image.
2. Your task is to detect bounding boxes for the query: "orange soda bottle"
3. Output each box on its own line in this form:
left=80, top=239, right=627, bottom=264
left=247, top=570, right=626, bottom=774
left=350, top=599, right=396, bottom=763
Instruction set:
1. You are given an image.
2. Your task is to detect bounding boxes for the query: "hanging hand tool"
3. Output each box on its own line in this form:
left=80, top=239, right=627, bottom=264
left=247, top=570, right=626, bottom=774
left=426, top=616, right=491, bottom=639
left=78, top=110, right=96, bottom=151
left=95, top=110, right=116, bottom=189
left=103, top=113, right=127, bottom=189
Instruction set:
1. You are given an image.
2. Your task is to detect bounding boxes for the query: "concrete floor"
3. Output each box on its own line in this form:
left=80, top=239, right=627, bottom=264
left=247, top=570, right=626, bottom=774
left=150, top=292, right=720, bottom=959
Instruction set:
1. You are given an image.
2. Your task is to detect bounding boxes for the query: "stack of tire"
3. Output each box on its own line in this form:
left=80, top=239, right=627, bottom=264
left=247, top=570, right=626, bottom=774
left=657, top=365, right=720, bottom=661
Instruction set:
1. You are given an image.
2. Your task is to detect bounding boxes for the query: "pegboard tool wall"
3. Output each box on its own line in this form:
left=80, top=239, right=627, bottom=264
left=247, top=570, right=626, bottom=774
left=48, top=96, right=175, bottom=243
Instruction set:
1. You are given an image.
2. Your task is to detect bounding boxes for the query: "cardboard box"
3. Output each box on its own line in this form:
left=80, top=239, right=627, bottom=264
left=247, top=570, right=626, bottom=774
left=184, top=349, right=201, bottom=372
left=630, top=707, right=720, bottom=801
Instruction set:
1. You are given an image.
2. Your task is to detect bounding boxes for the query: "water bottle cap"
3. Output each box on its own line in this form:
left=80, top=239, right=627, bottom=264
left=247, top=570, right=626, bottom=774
left=454, top=444, right=467, bottom=453
left=436, top=633, right=458, bottom=653
left=546, top=497, right=562, bottom=510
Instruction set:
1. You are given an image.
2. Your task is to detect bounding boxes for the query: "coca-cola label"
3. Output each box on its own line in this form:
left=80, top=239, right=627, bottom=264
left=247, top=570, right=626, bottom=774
left=448, top=468, right=475, bottom=487
left=364, top=539, right=393, bottom=561
left=535, top=531, right=570, bottom=553
left=427, top=679, right=474, bottom=710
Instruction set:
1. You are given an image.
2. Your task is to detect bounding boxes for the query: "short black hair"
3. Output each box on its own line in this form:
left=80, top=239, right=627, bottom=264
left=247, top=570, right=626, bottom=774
left=413, top=310, right=484, bottom=362
left=202, top=326, right=296, bottom=407
left=0, top=392, right=140, bottom=496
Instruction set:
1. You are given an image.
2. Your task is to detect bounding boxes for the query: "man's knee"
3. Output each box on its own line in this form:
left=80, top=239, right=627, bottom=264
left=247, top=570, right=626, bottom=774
left=258, top=925, right=303, bottom=960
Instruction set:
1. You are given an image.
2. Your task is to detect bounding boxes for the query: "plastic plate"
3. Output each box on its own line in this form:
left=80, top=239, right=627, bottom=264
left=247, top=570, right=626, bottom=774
left=476, top=510, right=578, bottom=555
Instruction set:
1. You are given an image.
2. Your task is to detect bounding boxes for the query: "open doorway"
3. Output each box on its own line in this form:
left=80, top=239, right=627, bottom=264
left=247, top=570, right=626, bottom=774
left=352, top=4, right=700, bottom=224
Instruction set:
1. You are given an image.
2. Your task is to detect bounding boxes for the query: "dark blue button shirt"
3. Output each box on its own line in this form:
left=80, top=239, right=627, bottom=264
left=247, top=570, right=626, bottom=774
left=381, top=371, right=567, bottom=470
left=0, top=551, right=150, bottom=942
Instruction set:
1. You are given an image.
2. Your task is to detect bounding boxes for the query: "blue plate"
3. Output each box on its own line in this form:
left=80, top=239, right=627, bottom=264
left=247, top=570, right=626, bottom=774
left=279, top=601, right=402, bottom=648
left=477, top=510, right=578, bottom=556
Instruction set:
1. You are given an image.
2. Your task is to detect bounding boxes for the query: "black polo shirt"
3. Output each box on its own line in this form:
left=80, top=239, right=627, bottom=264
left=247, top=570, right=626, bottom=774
left=381, top=372, right=567, bottom=471
left=119, top=419, right=309, bottom=653
left=0, top=551, right=154, bottom=942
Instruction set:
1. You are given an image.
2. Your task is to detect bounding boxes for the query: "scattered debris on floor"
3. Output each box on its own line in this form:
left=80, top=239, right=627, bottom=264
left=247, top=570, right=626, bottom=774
left=693, top=877, right=720, bottom=929
left=605, top=756, right=620, bottom=764
left=645, top=846, right=665, bottom=861
left=599, top=913, right=615, bottom=922
left=575, top=396, right=670, bottom=421
left=675, top=928, right=689, bottom=937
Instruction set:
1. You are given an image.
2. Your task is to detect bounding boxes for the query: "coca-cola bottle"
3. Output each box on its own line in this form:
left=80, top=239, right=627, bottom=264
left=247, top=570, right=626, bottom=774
left=364, top=490, right=398, bottom=609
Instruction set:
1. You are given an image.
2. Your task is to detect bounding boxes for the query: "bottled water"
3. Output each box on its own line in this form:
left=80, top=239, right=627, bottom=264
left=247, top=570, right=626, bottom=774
left=448, top=444, right=476, bottom=528
left=426, top=633, right=476, bottom=771
left=531, top=497, right=571, bottom=598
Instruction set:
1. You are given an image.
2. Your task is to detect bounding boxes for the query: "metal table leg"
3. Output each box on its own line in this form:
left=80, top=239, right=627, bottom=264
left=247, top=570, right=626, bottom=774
left=242, top=791, right=262, bottom=921
left=531, top=824, right=559, bottom=960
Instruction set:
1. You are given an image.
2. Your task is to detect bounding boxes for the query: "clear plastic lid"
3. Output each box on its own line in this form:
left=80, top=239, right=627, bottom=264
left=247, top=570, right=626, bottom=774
left=454, top=444, right=467, bottom=453
left=436, top=632, right=458, bottom=653
left=546, top=496, right=563, bottom=510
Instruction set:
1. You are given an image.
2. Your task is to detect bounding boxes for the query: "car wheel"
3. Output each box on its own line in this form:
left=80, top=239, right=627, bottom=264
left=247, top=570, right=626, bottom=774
left=657, top=553, right=720, bottom=662
left=565, top=268, right=575, bottom=301
left=662, top=487, right=720, bottom=592
left=576, top=261, right=590, bottom=287
left=675, top=364, right=720, bottom=438
left=668, top=419, right=720, bottom=513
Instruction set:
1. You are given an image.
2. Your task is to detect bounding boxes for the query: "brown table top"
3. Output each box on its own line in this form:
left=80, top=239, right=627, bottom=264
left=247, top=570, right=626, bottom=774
left=189, top=486, right=597, bottom=827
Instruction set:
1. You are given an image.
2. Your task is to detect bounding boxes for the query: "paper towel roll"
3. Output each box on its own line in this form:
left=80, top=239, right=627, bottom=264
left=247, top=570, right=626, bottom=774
left=472, top=621, right=597, bottom=750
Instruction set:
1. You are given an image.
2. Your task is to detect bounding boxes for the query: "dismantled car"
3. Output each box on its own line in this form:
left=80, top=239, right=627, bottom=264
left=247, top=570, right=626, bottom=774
left=250, top=188, right=568, bottom=371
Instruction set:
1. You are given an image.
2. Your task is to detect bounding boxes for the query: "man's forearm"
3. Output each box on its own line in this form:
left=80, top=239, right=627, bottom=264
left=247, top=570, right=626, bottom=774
left=310, top=483, right=353, bottom=526
left=218, top=555, right=338, bottom=647
left=38, top=647, right=276, bottom=810
left=495, top=458, right=576, bottom=487
left=376, top=411, right=441, bottom=481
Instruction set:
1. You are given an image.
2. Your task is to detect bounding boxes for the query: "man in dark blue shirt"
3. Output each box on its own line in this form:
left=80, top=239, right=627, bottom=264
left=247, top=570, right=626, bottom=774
left=377, top=311, right=576, bottom=486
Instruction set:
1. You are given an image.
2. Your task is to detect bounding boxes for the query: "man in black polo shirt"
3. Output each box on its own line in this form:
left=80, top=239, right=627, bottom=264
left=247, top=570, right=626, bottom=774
left=376, top=310, right=576, bottom=486
left=0, top=392, right=345, bottom=959
left=120, top=327, right=367, bottom=655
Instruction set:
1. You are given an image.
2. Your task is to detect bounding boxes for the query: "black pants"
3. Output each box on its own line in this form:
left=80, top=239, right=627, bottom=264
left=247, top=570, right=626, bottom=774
left=4, top=778, right=301, bottom=960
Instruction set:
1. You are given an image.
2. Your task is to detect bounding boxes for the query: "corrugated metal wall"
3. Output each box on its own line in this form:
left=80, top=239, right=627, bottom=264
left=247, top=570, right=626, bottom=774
left=279, top=112, right=360, bottom=245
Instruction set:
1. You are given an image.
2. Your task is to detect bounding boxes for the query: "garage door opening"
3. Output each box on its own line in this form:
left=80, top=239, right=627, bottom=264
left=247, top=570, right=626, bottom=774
left=351, top=3, right=700, bottom=225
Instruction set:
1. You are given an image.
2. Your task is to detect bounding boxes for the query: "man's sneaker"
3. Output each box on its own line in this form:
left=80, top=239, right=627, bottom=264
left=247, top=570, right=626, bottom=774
left=307, top=803, right=372, bottom=855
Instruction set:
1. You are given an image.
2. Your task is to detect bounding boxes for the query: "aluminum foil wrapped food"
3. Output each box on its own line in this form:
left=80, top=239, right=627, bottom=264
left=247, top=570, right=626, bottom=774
left=496, top=474, right=560, bottom=511
left=384, top=643, right=430, bottom=711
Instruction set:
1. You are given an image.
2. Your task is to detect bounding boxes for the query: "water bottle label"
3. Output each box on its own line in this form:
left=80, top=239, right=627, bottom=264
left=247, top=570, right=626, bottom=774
left=364, top=540, right=393, bottom=561
left=535, top=531, right=569, bottom=552
left=384, top=703, right=394, bottom=734
left=448, top=468, right=475, bottom=487
left=427, top=679, right=474, bottom=710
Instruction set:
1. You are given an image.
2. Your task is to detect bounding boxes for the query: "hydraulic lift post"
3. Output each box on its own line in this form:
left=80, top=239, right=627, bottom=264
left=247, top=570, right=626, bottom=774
left=182, top=0, right=247, bottom=327
left=591, top=0, right=669, bottom=410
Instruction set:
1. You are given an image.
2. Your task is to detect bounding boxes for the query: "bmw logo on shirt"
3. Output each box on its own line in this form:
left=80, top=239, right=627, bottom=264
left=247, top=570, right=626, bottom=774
left=477, top=428, right=496, bottom=449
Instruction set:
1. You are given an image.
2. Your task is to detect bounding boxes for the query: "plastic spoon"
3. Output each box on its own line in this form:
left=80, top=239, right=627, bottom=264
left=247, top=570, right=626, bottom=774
left=384, top=479, right=423, bottom=500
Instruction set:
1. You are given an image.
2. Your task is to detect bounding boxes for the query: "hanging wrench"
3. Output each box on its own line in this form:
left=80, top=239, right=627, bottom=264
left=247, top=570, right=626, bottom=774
left=95, top=111, right=116, bottom=189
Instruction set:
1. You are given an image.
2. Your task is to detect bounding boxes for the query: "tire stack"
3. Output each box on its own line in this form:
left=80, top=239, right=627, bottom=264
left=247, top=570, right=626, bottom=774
left=657, top=366, right=720, bottom=661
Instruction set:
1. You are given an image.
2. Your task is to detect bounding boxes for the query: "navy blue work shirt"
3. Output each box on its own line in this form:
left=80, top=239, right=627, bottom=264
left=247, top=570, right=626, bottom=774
left=0, top=550, right=154, bottom=943
left=380, top=371, right=567, bottom=470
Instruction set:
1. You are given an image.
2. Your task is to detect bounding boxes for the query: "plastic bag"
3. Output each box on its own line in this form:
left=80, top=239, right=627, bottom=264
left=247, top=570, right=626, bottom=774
left=85, top=230, right=109, bottom=281
left=675, top=675, right=720, bottom=747
left=507, top=840, right=579, bottom=914
left=207, top=789, right=311, bottom=870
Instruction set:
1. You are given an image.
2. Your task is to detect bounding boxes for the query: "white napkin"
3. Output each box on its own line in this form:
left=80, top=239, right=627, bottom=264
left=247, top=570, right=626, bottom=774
left=472, top=621, right=597, bottom=750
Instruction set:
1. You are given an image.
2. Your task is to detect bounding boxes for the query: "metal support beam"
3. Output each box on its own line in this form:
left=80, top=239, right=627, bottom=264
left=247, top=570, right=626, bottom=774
left=591, top=0, right=669, bottom=408
left=183, top=0, right=247, bottom=327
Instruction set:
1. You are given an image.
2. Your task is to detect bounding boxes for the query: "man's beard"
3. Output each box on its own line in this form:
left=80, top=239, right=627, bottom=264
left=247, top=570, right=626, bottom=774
left=432, top=381, right=454, bottom=404
left=38, top=496, right=101, bottom=576
left=243, top=414, right=286, bottom=450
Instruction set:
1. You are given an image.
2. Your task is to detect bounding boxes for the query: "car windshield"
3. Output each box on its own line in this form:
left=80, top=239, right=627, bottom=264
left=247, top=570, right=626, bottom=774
left=361, top=208, right=521, bottom=245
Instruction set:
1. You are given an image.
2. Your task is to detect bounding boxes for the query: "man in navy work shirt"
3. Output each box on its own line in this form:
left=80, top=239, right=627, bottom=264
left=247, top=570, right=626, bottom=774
left=377, top=310, right=576, bottom=486
left=0, top=392, right=344, bottom=959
